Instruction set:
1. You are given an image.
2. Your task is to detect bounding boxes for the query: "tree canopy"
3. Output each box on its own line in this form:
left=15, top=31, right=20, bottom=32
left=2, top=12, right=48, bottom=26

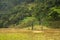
left=0, top=0, right=60, bottom=29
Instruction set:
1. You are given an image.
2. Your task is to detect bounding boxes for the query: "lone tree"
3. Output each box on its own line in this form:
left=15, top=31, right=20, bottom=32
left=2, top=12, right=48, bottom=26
left=19, top=17, right=37, bottom=30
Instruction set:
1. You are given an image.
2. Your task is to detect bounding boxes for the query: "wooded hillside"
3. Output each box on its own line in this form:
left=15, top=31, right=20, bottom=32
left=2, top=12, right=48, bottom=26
left=0, top=0, right=60, bottom=29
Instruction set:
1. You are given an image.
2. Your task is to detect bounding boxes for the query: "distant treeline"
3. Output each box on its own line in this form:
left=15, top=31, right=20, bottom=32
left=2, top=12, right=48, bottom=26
left=0, top=0, right=60, bottom=28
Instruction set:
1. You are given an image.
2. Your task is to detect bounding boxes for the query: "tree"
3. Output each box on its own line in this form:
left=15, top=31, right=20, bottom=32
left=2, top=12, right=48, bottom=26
left=18, top=17, right=37, bottom=30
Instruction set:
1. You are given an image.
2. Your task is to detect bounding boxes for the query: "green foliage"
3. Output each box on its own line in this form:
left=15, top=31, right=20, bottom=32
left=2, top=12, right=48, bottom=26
left=0, top=0, right=60, bottom=28
left=18, top=17, right=37, bottom=28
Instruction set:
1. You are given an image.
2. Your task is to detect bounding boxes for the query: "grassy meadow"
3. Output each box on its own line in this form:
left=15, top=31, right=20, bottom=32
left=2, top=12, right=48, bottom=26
left=0, top=29, right=60, bottom=40
left=0, top=0, right=60, bottom=40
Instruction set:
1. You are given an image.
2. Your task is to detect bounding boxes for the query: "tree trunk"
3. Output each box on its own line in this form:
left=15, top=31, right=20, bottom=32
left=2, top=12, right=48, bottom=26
left=31, top=22, right=34, bottom=30
left=39, top=18, right=43, bottom=31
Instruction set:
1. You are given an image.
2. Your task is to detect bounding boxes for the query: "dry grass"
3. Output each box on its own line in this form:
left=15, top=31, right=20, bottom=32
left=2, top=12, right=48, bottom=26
left=0, top=28, right=60, bottom=40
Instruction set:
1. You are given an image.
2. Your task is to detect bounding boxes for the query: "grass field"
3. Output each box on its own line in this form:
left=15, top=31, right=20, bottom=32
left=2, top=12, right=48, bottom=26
left=0, top=29, right=60, bottom=40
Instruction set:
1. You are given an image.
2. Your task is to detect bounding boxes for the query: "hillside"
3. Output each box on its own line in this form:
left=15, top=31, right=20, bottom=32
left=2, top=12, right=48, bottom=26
left=0, top=0, right=60, bottom=29
left=0, top=0, right=33, bottom=13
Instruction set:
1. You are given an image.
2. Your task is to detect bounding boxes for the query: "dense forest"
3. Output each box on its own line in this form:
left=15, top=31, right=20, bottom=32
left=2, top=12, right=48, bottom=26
left=0, top=0, right=60, bottom=29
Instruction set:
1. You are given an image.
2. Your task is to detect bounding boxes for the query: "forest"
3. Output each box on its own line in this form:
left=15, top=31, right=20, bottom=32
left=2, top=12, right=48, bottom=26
left=0, top=0, right=60, bottom=29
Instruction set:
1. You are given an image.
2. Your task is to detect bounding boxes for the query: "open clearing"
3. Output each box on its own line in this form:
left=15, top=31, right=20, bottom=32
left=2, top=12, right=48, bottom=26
left=0, top=28, right=60, bottom=40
